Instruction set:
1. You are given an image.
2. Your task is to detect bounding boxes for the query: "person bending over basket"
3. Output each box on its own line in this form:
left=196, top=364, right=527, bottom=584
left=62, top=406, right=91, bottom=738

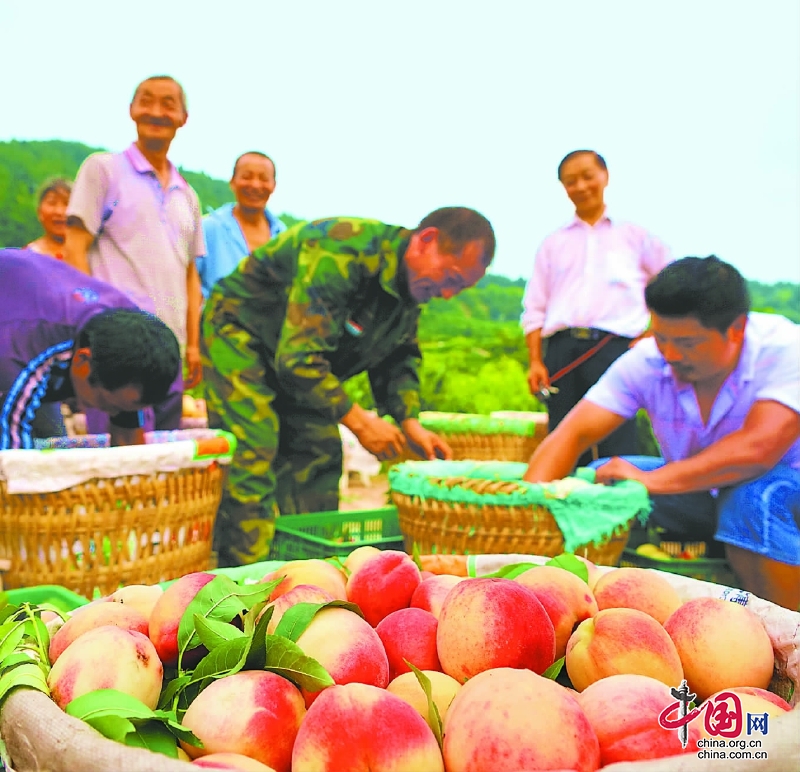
left=202, top=207, right=496, bottom=567
left=524, top=255, right=800, bottom=610
left=0, top=248, right=181, bottom=449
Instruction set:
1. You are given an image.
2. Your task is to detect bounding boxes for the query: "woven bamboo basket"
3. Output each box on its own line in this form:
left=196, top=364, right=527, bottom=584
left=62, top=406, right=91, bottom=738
left=403, top=411, right=549, bottom=463
left=0, top=446, right=228, bottom=598
left=391, top=476, right=633, bottom=566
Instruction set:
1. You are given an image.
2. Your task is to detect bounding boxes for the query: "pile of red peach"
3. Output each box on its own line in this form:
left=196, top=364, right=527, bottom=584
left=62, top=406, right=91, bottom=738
left=43, top=548, right=791, bottom=772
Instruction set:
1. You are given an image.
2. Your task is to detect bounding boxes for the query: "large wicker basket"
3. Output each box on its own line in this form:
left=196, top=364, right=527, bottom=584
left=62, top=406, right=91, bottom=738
left=0, top=434, right=232, bottom=598
left=404, top=411, right=548, bottom=463
left=389, top=461, right=651, bottom=566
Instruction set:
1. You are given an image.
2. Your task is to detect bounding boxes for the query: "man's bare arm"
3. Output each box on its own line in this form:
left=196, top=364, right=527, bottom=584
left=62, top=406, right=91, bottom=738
left=109, top=425, right=145, bottom=447
left=640, top=401, right=800, bottom=495
left=523, top=400, right=627, bottom=482
left=63, top=217, right=94, bottom=275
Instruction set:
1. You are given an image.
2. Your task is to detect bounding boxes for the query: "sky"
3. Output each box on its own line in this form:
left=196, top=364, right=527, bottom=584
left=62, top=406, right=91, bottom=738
left=1, top=0, right=798, bottom=283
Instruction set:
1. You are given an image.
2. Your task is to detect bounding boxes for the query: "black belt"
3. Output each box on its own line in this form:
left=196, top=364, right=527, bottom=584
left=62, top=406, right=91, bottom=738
left=554, top=327, right=615, bottom=342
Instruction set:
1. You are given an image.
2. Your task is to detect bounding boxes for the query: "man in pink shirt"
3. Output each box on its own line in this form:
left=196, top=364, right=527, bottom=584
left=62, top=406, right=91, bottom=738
left=522, top=150, right=672, bottom=467
left=64, top=75, right=204, bottom=433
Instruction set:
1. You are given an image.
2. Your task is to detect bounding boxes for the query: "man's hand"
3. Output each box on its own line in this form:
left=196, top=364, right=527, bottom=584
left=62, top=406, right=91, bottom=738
left=593, top=457, right=650, bottom=487
left=528, top=360, right=550, bottom=396
left=184, top=346, right=203, bottom=390
left=402, top=418, right=453, bottom=460
left=109, top=426, right=146, bottom=447
left=349, top=411, right=407, bottom=460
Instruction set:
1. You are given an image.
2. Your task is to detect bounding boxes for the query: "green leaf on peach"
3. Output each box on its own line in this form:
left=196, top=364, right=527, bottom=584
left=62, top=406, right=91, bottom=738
left=193, top=614, right=246, bottom=651
left=242, top=600, right=272, bottom=637
left=273, top=600, right=364, bottom=643
left=243, top=603, right=273, bottom=671
left=157, top=674, right=193, bottom=711
left=152, top=709, right=204, bottom=748
left=177, top=576, right=277, bottom=664
left=190, top=637, right=250, bottom=683
left=0, top=602, right=19, bottom=625
left=65, top=688, right=156, bottom=722
left=0, top=624, right=26, bottom=664
left=406, top=661, right=443, bottom=751
left=264, top=634, right=334, bottom=692
left=542, top=656, right=565, bottom=680
left=0, top=661, right=49, bottom=707
left=83, top=714, right=136, bottom=742
left=482, top=562, right=538, bottom=579
left=124, top=720, right=180, bottom=758
left=545, top=554, right=589, bottom=584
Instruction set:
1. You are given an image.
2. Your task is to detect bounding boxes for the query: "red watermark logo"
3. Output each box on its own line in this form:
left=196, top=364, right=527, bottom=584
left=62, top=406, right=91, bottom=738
left=658, top=680, right=770, bottom=749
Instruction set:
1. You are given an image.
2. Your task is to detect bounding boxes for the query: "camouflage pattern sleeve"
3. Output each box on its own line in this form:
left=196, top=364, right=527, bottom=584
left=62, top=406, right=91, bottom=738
left=367, top=320, right=422, bottom=424
left=273, top=226, right=363, bottom=423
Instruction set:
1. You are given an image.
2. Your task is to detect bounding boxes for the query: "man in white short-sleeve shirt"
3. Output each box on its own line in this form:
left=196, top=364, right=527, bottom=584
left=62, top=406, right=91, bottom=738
left=64, top=75, right=204, bottom=432
left=524, top=256, right=800, bottom=610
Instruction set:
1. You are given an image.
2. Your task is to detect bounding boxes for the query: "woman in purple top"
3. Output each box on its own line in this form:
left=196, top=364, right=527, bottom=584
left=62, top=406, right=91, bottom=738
left=0, top=249, right=181, bottom=449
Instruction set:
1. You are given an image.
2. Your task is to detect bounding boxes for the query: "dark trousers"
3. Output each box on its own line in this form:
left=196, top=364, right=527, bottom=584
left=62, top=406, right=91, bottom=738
left=543, top=330, right=641, bottom=468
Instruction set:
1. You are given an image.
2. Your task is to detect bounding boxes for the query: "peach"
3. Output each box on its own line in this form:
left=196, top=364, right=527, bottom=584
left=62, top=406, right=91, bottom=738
left=191, top=753, right=276, bottom=771
left=410, top=575, right=464, bottom=619
left=375, top=608, right=441, bottom=679
left=566, top=608, right=684, bottom=692
left=343, top=545, right=381, bottom=575
left=148, top=572, right=216, bottom=666
left=48, top=601, right=149, bottom=664
left=593, top=567, right=682, bottom=624
left=443, top=667, right=600, bottom=772
left=386, top=670, right=461, bottom=730
left=577, top=674, right=701, bottom=764
left=294, top=606, right=389, bottom=706
left=514, top=565, right=599, bottom=659
left=346, top=550, right=421, bottom=626
left=727, top=686, right=792, bottom=711
left=664, top=597, right=774, bottom=700
left=436, top=577, right=556, bottom=682
left=47, top=625, right=163, bottom=710
left=108, top=584, right=165, bottom=622
left=180, top=671, right=305, bottom=772
left=261, top=559, right=347, bottom=602
left=262, top=584, right=334, bottom=635
left=694, top=688, right=790, bottom=740
left=292, top=682, right=444, bottom=772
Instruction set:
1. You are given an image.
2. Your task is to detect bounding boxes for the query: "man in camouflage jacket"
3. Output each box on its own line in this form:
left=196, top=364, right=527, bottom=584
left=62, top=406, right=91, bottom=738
left=201, top=207, right=495, bottom=566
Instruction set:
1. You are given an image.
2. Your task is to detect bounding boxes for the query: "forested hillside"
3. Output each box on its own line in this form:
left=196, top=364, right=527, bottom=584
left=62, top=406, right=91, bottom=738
left=1, top=139, right=796, bottom=419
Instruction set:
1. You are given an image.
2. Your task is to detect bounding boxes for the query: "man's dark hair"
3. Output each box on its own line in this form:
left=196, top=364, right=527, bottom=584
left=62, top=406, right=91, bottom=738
left=132, top=75, right=188, bottom=112
left=77, top=309, right=181, bottom=404
left=37, top=177, right=72, bottom=205
left=557, top=150, right=608, bottom=180
left=232, top=151, right=276, bottom=179
left=645, top=256, right=750, bottom=333
left=416, top=207, right=496, bottom=267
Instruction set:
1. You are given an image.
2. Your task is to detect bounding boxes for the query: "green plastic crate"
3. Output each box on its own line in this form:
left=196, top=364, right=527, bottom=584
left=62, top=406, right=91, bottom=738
left=2, top=585, right=90, bottom=613
left=620, top=548, right=738, bottom=586
left=269, top=507, right=405, bottom=561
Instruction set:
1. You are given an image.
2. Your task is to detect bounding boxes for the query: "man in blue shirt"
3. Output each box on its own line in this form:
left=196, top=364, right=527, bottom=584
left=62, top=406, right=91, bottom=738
left=0, top=249, right=181, bottom=448
left=198, top=152, right=287, bottom=297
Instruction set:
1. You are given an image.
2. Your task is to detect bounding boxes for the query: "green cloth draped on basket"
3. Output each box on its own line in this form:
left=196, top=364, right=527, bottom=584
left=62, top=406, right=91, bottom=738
left=388, top=460, right=651, bottom=553
left=418, top=412, right=546, bottom=437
